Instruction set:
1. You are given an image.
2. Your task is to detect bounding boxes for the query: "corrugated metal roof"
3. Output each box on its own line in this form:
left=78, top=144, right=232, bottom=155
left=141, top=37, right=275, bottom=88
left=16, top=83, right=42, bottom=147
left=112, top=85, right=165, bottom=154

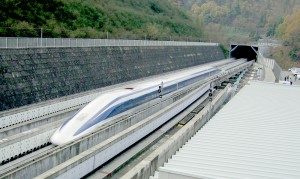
left=158, top=81, right=300, bottom=179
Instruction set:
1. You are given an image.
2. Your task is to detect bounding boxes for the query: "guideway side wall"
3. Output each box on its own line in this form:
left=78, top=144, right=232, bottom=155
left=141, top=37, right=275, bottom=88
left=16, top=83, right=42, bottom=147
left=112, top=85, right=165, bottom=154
left=0, top=46, right=224, bottom=111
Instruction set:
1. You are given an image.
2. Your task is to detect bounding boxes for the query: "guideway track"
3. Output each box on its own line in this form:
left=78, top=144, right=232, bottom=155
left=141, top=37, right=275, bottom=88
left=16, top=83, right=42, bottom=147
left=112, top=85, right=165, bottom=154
left=0, top=60, right=252, bottom=178
left=0, top=118, right=64, bottom=165
left=0, top=60, right=232, bottom=139
left=0, top=73, right=212, bottom=178
left=0, top=59, right=233, bottom=165
left=0, top=60, right=232, bottom=130
left=35, top=82, right=212, bottom=179
left=86, top=90, right=214, bottom=178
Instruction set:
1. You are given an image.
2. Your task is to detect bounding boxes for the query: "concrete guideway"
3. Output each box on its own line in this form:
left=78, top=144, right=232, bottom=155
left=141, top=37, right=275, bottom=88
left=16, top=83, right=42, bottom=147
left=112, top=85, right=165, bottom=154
left=0, top=60, right=231, bottom=167
left=0, top=59, right=234, bottom=141
left=33, top=61, right=251, bottom=179
left=0, top=59, right=252, bottom=178
left=122, top=85, right=233, bottom=179
left=0, top=118, right=65, bottom=165
left=34, top=83, right=212, bottom=179
left=0, top=60, right=232, bottom=152
left=0, top=109, right=76, bottom=139
left=0, top=60, right=231, bottom=130
left=87, top=92, right=212, bottom=178
left=2, top=78, right=210, bottom=179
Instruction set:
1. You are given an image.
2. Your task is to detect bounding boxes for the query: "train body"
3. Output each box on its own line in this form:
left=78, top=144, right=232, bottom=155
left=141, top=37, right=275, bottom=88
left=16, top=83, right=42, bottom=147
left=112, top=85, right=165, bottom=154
left=51, top=66, right=220, bottom=145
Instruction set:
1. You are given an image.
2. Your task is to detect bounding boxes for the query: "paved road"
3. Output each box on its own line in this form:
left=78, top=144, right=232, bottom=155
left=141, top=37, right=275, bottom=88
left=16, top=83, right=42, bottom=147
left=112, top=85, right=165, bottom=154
left=281, top=71, right=300, bottom=85
left=264, top=68, right=276, bottom=83
left=251, top=63, right=299, bottom=85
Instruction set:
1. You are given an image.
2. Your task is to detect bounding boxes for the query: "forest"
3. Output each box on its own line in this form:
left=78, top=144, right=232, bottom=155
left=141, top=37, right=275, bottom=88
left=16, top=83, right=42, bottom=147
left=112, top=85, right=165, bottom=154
left=269, top=8, right=300, bottom=68
left=0, top=0, right=204, bottom=41
left=1, top=0, right=300, bottom=67
left=172, top=0, right=300, bottom=67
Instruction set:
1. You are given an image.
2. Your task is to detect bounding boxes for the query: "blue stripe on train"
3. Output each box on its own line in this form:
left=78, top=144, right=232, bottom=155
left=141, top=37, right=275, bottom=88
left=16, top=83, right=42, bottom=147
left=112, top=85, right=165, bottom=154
left=73, top=69, right=220, bottom=136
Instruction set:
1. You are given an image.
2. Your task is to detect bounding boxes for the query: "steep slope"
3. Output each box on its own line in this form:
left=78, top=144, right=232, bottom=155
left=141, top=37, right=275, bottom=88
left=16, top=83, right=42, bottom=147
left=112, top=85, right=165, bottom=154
left=276, top=8, right=300, bottom=48
left=270, top=9, right=300, bottom=68
left=0, top=0, right=204, bottom=40
left=169, top=0, right=300, bottom=67
left=173, top=0, right=300, bottom=44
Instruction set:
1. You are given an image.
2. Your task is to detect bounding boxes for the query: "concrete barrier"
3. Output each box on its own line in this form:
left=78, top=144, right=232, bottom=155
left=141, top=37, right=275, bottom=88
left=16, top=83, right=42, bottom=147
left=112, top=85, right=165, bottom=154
left=257, top=54, right=282, bottom=82
left=0, top=108, right=77, bottom=139
left=0, top=119, right=62, bottom=163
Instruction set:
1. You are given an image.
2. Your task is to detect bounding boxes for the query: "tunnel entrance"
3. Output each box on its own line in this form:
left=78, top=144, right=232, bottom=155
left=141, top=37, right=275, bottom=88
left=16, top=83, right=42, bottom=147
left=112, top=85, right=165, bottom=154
left=230, top=45, right=258, bottom=61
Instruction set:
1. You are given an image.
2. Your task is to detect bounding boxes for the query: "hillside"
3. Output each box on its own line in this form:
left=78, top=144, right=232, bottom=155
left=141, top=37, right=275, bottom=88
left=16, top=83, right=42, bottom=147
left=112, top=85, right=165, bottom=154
left=276, top=8, right=300, bottom=50
left=269, top=8, right=300, bottom=69
left=173, top=0, right=300, bottom=44
left=0, top=0, right=204, bottom=40
left=169, top=0, right=300, bottom=68
left=1, top=0, right=300, bottom=68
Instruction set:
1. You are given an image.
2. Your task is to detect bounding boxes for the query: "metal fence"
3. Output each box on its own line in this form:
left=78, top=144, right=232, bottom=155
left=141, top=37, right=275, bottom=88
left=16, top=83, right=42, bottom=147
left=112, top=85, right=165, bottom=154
left=257, top=54, right=282, bottom=82
left=0, top=37, right=218, bottom=48
left=258, top=39, right=282, bottom=47
left=231, top=40, right=282, bottom=47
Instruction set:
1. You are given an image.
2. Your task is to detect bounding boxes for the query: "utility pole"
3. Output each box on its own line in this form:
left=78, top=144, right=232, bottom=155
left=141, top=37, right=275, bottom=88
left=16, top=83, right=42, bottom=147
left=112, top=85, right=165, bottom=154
left=40, top=28, right=43, bottom=47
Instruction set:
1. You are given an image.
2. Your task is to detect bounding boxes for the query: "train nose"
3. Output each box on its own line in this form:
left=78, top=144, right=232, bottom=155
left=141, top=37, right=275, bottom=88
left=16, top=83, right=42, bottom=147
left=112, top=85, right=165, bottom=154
left=50, top=129, right=74, bottom=145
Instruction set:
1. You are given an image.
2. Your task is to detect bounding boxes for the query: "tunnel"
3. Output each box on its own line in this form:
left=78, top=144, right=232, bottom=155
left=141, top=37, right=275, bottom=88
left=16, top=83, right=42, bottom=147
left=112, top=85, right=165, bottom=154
left=230, top=45, right=258, bottom=61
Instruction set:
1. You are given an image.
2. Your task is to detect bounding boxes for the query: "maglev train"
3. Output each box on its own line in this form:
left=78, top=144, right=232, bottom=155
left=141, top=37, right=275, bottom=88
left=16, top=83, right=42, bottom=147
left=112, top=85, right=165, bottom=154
left=51, top=66, right=220, bottom=145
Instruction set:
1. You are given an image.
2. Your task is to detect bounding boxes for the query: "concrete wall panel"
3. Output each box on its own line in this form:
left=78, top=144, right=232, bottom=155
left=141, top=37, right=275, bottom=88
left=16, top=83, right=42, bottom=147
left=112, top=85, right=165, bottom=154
left=0, top=46, right=224, bottom=112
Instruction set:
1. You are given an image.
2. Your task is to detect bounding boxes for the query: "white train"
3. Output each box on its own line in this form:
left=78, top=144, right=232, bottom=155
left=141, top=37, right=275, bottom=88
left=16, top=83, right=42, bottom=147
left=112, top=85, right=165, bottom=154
left=51, top=66, right=220, bottom=145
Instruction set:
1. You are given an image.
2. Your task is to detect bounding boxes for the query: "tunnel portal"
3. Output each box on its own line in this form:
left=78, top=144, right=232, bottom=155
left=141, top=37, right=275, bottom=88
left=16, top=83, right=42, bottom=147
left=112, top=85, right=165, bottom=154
left=230, top=45, right=258, bottom=61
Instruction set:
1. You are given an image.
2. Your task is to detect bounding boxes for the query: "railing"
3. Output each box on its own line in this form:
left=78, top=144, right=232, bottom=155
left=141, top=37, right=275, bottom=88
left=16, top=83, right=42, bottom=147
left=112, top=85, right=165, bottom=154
left=0, top=37, right=218, bottom=48
left=231, top=40, right=282, bottom=47
left=258, top=42, right=282, bottom=47
left=258, top=39, right=282, bottom=47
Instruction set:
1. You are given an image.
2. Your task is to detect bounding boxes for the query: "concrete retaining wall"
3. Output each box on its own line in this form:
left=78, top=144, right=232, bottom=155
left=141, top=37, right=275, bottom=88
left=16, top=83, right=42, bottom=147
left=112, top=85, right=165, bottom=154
left=0, top=46, right=224, bottom=111
left=257, top=55, right=282, bottom=82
